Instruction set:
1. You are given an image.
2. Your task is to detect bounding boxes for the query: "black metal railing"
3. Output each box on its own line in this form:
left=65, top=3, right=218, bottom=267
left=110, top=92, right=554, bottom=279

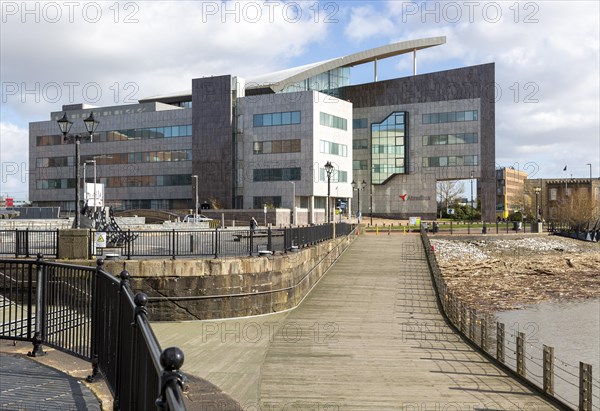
left=0, top=255, right=186, bottom=410
left=102, top=223, right=354, bottom=259
left=0, top=229, right=59, bottom=258
left=0, top=224, right=355, bottom=260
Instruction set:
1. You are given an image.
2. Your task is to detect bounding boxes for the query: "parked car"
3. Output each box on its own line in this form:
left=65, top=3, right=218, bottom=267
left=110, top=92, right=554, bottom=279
left=183, top=214, right=212, bottom=222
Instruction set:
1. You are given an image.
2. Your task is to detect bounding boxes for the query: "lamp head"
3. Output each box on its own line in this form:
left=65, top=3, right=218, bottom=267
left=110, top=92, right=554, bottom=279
left=83, top=112, right=99, bottom=139
left=57, top=113, right=73, bottom=136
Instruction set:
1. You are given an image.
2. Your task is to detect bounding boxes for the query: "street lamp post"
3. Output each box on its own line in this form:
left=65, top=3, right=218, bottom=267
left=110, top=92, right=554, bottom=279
left=191, top=175, right=199, bottom=220
left=534, top=187, right=541, bottom=222
left=470, top=170, right=474, bottom=222
left=351, top=180, right=367, bottom=223
left=289, top=181, right=295, bottom=225
left=324, top=161, right=334, bottom=223
left=57, top=112, right=99, bottom=229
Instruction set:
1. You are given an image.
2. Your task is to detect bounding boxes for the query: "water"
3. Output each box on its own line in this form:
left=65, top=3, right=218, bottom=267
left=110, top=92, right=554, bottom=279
left=496, top=299, right=600, bottom=409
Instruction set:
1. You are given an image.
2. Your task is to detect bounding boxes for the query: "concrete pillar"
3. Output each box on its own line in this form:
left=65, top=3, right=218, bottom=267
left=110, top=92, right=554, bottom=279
left=58, top=229, right=91, bottom=259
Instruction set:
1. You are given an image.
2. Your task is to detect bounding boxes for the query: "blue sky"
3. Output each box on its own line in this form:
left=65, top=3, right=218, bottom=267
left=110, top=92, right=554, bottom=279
left=1, top=0, right=599, bottom=201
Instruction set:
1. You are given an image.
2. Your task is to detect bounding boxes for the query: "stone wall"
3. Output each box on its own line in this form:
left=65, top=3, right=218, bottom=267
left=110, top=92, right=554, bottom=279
left=97, top=234, right=354, bottom=321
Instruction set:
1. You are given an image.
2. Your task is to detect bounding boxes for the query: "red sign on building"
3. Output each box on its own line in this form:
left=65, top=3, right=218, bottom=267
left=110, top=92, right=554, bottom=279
left=5, top=198, right=14, bottom=207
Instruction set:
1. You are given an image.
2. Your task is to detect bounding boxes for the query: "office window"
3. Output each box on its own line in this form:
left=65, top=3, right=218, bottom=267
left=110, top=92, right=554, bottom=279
left=422, top=110, right=478, bottom=125
left=253, top=167, right=301, bottom=182
left=422, top=155, right=479, bottom=168
left=320, top=112, right=348, bottom=130
left=320, top=140, right=348, bottom=157
left=253, top=111, right=301, bottom=127
left=253, top=139, right=301, bottom=154
left=353, top=118, right=368, bottom=129
left=353, top=160, right=368, bottom=170
left=353, top=139, right=369, bottom=149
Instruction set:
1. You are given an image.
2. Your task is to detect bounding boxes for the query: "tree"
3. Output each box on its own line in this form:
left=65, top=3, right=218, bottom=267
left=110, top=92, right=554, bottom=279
left=437, top=181, right=465, bottom=217
left=556, top=188, right=600, bottom=231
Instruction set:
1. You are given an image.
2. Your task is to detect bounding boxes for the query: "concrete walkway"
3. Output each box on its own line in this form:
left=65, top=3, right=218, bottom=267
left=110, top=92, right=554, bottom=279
left=153, top=234, right=559, bottom=410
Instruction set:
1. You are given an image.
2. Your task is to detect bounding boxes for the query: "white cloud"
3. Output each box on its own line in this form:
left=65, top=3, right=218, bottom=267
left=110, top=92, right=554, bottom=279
left=0, top=122, right=29, bottom=199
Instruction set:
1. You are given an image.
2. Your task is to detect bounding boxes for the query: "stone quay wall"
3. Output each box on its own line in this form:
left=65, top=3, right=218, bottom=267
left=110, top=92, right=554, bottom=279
left=92, top=234, right=354, bottom=321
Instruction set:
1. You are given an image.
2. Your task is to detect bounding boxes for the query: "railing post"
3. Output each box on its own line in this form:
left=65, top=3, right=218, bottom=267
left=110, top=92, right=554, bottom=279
left=543, top=345, right=554, bottom=396
left=155, top=347, right=186, bottom=410
left=460, top=303, right=467, bottom=335
left=481, top=317, right=487, bottom=352
left=249, top=228, right=253, bottom=257
left=284, top=226, right=288, bottom=253
left=171, top=229, right=176, bottom=260
left=25, top=228, right=30, bottom=258
left=516, top=331, right=525, bottom=377
left=267, top=225, right=272, bottom=252
left=127, top=229, right=132, bottom=260
left=450, top=221, right=453, bottom=235
left=214, top=227, right=219, bottom=259
left=497, top=322, right=505, bottom=364
left=86, top=258, right=105, bottom=382
left=579, top=362, right=593, bottom=411
left=469, top=309, right=475, bottom=341
left=28, top=253, right=46, bottom=357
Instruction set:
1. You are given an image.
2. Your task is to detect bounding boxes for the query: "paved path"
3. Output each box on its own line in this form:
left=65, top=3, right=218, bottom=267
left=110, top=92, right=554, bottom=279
left=0, top=352, right=101, bottom=410
left=153, top=234, right=559, bottom=410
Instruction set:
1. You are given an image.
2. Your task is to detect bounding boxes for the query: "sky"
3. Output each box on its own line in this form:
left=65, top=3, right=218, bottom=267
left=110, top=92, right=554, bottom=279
left=1, top=0, right=599, bottom=201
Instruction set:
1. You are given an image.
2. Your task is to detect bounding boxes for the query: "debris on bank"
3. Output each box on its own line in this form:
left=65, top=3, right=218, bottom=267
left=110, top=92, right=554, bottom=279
left=430, top=236, right=600, bottom=312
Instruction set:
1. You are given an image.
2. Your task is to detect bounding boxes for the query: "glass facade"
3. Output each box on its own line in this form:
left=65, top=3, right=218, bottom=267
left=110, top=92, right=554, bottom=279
left=36, top=174, right=192, bottom=190
left=319, top=140, right=348, bottom=157
left=423, top=133, right=478, bottom=145
left=253, top=111, right=301, bottom=127
left=422, top=155, right=479, bottom=167
left=422, top=110, right=478, bottom=124
left=253, top=139, right=301, bottom=154
left=36, top=150, right=192, bottom=168
left=253, top=168, right=301, bottom=182
left=36, top=125, right=192, bottom=146
left=371, top=112, right=407, bottom=184
left=320, top=112, right=348, bottom=131
left=282, top=67, right=350, bottom=97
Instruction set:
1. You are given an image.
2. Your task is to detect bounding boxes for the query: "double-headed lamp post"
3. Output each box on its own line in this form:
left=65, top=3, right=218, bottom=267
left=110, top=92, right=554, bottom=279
left=324, top=161, right=334, bottom=223
left=191, top=175, right=199, bottom=220
left=57, top=112, right=99, bottom=229
left=534, top=187, right=541, bottom=222
left=351, top=180, right=367, bottom=222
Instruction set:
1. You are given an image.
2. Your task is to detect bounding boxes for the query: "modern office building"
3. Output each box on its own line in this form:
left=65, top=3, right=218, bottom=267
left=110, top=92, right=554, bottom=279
left=29, top=36, right=496, bottom=222
left=496, top=167, right=529, bottom=219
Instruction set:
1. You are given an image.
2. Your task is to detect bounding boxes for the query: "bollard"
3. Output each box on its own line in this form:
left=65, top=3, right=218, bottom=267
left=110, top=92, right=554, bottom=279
left=376, top=226, right=379, bottom=235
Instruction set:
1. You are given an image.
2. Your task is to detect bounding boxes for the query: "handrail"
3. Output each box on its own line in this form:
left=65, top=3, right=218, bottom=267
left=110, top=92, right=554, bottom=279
left=0, top=255, right=187, bottom=410
left=420, top=229, right=596, bottom=410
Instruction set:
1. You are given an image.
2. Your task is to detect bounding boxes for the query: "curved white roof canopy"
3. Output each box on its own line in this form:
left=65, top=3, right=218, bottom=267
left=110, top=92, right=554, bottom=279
left=247, top=36, right=446, bottom=92
left=140, top=36, right=446, bottom=102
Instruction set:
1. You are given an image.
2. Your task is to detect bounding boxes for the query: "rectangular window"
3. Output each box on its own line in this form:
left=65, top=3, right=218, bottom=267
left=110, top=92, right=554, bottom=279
left=353, top=160, right=368, bottom=170
left=253, top=111, right=301, bottom=127
left=254, top=139, right=300, bottom=155
left=422, top=110, right=478, bottom=125
left=353, top=118, right=368, bottom=129
left=353, top=139, right=368, bottom=149
left=253, top=167, right=301, bottom=182
left=320, top=112, right=348, bottom=131
left=549, top=188, right=557, bottom=201
left=319, top=140, right=348, bottom=157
